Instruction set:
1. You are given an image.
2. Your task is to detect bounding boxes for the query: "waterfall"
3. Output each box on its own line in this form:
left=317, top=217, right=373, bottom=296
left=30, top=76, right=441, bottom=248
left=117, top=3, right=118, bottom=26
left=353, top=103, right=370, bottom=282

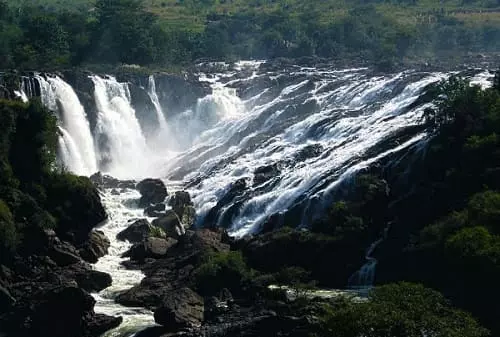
left=147, top=75, right=168, bottom=132
left=347, top=235, right=385, bottom=289
left=36, top=75, right=98, bottom=175
left=91, top=75, right=151, bottom=179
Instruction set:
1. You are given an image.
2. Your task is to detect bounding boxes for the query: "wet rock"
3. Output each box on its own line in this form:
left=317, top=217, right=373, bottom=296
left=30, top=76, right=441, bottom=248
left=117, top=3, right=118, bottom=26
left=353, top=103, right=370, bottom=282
left=181, top=206, right=197, bottom=229
left=204, top=178, right=249, bottom=228
left=154, top=288, right=204, bottom=330
left=125, top=237, right=178, bottom=261
left=90, top=172, right=136, bottom=190
left=253, top=164, right=281, bottom=186
left=293, top=144, right=323, bottom=162
left=117, top=219, right=152, bottom=243
left=78, top=231, right=110, bottom=264
left=137, top=179, right=168, bottom=207
left=152, top=210, right=185, bottom=239
left=168, top=191, right=193, bottom=218
left=87, top=313, right=123, bottom=336
left=145, top=204, right=166, bottom=217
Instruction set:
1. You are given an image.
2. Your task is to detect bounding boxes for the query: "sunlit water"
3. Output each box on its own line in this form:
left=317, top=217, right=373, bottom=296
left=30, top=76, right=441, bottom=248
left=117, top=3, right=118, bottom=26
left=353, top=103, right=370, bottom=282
left=23, top=62, right=494, bottom=336
left=91, top=189, right=156, bottom=337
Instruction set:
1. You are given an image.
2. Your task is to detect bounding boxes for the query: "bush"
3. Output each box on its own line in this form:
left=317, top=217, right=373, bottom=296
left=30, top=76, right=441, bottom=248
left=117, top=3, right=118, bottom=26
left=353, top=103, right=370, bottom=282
left=317, top=283, right=490, bottom=337
left=194, top=251, right=254, bottom=296
left=44, top=172, right=106, bottom=242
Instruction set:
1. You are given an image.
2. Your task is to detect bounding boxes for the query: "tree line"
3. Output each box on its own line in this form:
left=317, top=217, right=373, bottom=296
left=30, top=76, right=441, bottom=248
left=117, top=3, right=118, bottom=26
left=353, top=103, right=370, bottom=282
left=1, top=0, right=500, bottom=70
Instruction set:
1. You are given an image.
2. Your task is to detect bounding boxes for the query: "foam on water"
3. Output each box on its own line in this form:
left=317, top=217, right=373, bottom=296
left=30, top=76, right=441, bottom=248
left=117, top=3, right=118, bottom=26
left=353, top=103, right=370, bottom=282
left=91, top=189, right=156, bottom=337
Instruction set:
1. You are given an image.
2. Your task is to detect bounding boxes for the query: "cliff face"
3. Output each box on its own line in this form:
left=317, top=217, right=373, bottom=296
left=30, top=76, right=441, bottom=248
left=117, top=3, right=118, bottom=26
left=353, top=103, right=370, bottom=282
left=1, top=69, right=210, bottom=134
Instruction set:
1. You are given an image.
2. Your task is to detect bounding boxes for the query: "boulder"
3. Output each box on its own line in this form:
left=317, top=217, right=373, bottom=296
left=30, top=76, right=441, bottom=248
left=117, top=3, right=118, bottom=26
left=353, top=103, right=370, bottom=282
left=152, top=211, right=185, bottom=239
left=125, top=237, right=178, bottom=261
left=181, top=206, right=197, bottom=228
left=144, top=204, right=166, bottom=217
left=168, top=191, right=193, bottom=218
left=69, top=268, right=112, bottom=293
left=87, top=313, right=123, bottom=336
left=79, top=231, right=110, bottom=264
left=117, top=219, right=152, bottom=243
left=49, top=241, right=81, bottom=267
left=154, top=288, right=204, bottom=330
left=89, top=172, right=136, bottom=190
left=24, top=285, right=95, bottom=337
left=137, top=179, right=168, bottom=207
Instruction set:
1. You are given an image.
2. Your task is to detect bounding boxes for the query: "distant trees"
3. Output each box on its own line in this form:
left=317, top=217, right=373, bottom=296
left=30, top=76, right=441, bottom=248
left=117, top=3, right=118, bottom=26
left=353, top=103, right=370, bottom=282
left=0, top=1, right=499, bottom=69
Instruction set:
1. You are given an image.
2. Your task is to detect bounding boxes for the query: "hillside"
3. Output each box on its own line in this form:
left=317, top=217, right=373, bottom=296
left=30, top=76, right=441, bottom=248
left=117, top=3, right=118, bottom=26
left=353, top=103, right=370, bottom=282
left=1, top=0, right=500, bottom=70
left=7, top=0, right=500, bottom=30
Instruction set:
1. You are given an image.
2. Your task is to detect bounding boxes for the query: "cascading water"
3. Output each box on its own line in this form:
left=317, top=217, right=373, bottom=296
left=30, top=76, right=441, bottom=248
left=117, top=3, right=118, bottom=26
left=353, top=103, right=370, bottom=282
left=29, top=62, right=494, bottom=337
left=92, top=189, right=155, bottom=337
left=163, top=67, right=449, bottom=237
left=36, top=75, right=97, bottom=175
left=147, top=75, right=168, bottom=132
left=91, top=75, right=151, bottom=178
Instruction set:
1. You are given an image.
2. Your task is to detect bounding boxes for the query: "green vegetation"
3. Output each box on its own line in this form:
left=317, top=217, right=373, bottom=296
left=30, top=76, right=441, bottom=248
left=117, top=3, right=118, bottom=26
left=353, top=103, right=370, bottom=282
left=0, top=99, right=105, bottom=262
left=370, top=73, right=500, bottom=334
left=1, top=0, right=500, bottom=70
left=194, top=250, right=254, bottom=296
left=317, top=283, right=489, bottom=337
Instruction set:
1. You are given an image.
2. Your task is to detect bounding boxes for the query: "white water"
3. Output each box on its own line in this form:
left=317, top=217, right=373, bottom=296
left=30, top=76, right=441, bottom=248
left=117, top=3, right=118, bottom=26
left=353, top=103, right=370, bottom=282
left=147, top=75, right=168, bottom=133
left=91, top=75, right=152, bottom=179
left=31, top=64, right=494, bottom=336
left=92, top=189, right=155, bottom=337
left=164, top=68, right=449, bottom=237
left=36, top=75, right=97, bottom=175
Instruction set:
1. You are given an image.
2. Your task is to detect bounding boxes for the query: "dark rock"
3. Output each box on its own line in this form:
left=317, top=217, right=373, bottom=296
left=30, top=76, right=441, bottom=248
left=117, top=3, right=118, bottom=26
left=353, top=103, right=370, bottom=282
left=79, top=231, right=110, bottom=264
left=168, top=191, right=193, bottom=218
left=111, top=189, right=120, bottom=196
left=117, top=229, right=229, bottom=309
left=125, top=237, right=178, bottom=261
left=152, top=211, right=185, bottom=239
left=204, top=178, right=249, bottom=228
left=89, top=172, right=136, bottom=190
left=253, top=164, right=281, bottom=186
left=145, top=204, right=166, bottom=217
left=293, top=144, right=323, bottom=162
left=127, top=81, right=160, bottom=136
left=117, top=219, right=152, bottom=243
left=49, top=241, right=81, bottom=267
left=87, top=313, right=123, bottom=336
left=137, top=179, right=168, bottom=207
left=154, top=288, right=204, bottom=330
left=0, top=285, right=15, bottom=314
left=6, top=284, right=95, bottom=337
left=240, top=229, right=366, bottom=288
left=168, top=192, right=197, bottom=228
left=181, top=206, right=197, bottom=228
left=69, top=267, right=112, bottom=293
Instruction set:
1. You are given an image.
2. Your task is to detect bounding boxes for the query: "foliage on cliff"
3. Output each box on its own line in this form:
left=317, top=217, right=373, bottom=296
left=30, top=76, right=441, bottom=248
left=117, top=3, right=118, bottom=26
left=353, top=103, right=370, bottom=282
left=0, top=99, right=105, bottom=262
